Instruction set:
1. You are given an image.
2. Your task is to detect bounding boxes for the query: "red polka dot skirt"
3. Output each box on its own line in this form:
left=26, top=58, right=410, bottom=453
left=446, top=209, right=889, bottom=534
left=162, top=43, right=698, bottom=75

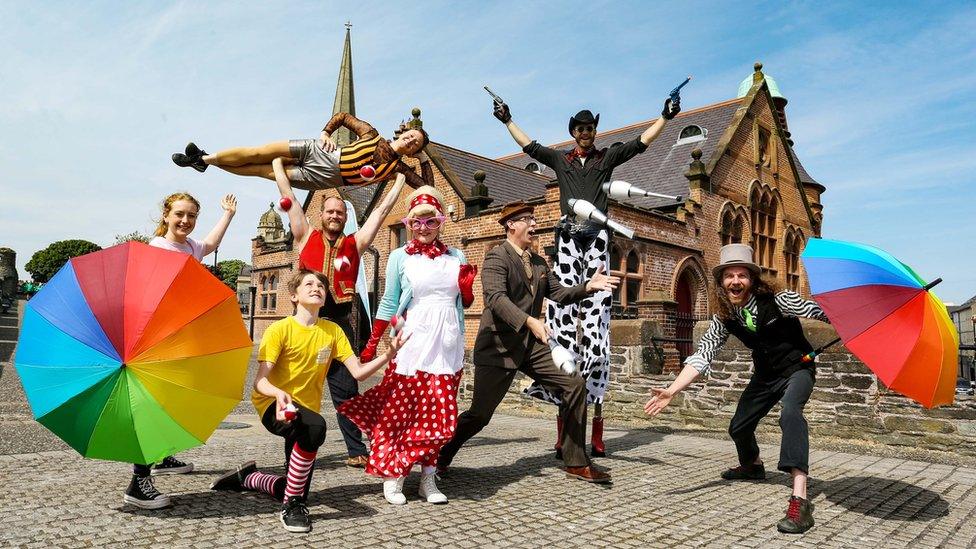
left=339, top=364, right=462, bottom=478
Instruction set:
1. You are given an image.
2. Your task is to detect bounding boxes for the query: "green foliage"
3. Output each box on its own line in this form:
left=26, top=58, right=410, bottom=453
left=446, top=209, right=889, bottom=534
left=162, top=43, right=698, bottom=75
left=25, top=240, right=102, bottom=282
left=216, top=259, right=247, bottom=290
left=114, top=231, right=152, bottom=245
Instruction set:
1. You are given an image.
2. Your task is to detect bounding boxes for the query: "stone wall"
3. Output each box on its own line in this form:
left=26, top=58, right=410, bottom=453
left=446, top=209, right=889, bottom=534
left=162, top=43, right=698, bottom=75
left=460, top=318, right=976, bottom=460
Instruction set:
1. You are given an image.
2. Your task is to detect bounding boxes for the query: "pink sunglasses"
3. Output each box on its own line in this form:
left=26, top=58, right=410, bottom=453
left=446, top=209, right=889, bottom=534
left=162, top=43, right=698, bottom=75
left=402, top=215, right=446, bottom=230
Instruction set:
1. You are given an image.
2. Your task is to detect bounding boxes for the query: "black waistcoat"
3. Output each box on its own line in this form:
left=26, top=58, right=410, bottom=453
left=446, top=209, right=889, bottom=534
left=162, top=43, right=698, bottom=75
left=723, top=294, right=815, bottom=379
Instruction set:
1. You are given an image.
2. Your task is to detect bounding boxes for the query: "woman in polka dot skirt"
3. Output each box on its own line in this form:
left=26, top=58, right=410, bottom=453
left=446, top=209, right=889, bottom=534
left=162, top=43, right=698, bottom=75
left=339, top=185, right=477, bottom=505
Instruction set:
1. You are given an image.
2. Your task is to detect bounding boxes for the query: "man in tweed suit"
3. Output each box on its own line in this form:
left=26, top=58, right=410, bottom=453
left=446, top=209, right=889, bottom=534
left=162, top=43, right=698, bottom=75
left=437, top=201, right=618, bottom=483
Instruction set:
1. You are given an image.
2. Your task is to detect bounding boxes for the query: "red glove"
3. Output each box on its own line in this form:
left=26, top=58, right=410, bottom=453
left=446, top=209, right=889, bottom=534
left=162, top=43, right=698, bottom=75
left=458, top=264, right=478, bottom=308
left=360, top=319, right=389, bottom=363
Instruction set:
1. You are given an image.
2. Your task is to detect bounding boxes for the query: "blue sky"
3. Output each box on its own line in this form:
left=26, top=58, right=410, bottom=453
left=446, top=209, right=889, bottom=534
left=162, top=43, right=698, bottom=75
left=1, top=1, right=974, bottom=303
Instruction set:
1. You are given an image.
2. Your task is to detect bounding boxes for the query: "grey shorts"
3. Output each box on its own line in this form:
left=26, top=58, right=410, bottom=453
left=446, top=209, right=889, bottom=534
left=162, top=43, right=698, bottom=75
left=286, top=139, right=342, bottom=190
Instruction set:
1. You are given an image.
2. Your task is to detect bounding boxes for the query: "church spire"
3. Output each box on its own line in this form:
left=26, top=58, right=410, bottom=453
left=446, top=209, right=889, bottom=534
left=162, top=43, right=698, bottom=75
left=331, top=23, right=356, bottom=146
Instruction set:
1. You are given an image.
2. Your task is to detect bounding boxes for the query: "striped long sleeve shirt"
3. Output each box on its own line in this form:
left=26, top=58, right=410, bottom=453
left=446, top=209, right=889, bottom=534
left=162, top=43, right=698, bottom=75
left=322, top=113, right=432, bottom=187
left=685, top=291, right=830, bottom=376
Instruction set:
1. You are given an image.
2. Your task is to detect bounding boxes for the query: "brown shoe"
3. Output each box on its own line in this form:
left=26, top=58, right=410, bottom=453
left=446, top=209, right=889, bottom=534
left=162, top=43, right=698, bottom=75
left=344, top=455, right=369, bottom=468
left=565, top=465, right=612, bottom=484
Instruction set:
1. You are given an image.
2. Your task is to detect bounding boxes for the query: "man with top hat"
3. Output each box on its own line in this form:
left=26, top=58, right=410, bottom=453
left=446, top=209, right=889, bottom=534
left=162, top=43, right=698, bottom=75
left=644, top=243, right=831, bottom=534
left=436, top=201, right=620, bottom=483
left=268, top=158, right=418, bottom=467
left=489, top=95, right=681, bottom=457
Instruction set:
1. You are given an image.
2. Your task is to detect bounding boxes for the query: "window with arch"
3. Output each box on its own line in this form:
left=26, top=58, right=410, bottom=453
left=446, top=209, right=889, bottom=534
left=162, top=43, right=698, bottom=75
left=676, top=125, right=707, bottom=146
left=524, top=162, right=540, bottom=173
left=720, top=207, right=745, bottom=245
left=750, top=185, right=779, bottom=277
left=610, top=245, right=643, bottom=309
left=783, top=229, right=804, bottom=291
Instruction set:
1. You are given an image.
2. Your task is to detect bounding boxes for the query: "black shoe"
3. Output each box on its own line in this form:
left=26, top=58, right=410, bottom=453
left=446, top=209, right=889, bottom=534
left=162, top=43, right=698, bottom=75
left=152, top=455, right=194, bottom=475
left=721, top=463, right=766, bottom=480
left=777, top=496, right=815, bottom=533
left=172, top=152, right=194, bottom=167
left=210, top=460, right=257, bottom=491
left=123, top=474, right=172, bottom=510
left=280, top=496, right=311, bottom=533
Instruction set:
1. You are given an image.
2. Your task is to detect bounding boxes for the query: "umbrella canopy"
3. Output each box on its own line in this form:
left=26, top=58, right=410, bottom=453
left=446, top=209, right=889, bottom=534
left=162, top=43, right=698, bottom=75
left=801, top=238, right=958, bottom=408
left=14, top=242, right=252, bottom=464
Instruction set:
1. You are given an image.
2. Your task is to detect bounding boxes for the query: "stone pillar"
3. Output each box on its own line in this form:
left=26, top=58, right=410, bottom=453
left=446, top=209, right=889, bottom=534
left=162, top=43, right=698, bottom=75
left=0, top=247, right=17, bottom=296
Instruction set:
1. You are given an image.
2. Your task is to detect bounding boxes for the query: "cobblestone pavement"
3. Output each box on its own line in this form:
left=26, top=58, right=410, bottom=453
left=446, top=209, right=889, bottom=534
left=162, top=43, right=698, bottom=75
left=2, top=342, right=976, bottom=547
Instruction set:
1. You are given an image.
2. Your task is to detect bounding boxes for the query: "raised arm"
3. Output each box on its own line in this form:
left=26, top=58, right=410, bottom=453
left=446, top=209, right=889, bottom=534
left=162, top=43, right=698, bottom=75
left=356, top=173, right=406, bottom=256
left=272, top=157, right=309, bottom=248
left=200, top=194, right=236, bottom=256
left=395, top=150, right=434, bottom=189
left=491, top=100, right=534, bottom=149
left=639, top=97, right=681, bottom=146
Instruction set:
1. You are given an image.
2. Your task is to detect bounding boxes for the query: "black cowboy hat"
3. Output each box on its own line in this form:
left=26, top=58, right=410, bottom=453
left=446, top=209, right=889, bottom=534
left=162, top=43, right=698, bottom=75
left=568, top=109, right=600, bottom=136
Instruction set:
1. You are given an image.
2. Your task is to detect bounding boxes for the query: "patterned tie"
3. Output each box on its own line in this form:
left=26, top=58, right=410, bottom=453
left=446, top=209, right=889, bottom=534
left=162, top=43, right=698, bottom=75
left=521, top=251, right=534, bottom=281
left=742, top=308, right=757, bottom=333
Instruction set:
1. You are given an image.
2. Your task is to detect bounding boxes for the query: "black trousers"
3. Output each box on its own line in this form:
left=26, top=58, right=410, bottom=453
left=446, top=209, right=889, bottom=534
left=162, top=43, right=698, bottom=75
left=263, top=402, right=326, bottom=499
left=728, top=367, right=815, bottom=474
left=324, top=315, right=367, bottom=458
left=438, top=340, right=591, bottom=468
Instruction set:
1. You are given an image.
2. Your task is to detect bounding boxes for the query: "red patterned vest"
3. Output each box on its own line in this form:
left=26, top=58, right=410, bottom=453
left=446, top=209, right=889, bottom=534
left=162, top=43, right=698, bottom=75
left=298, top=230, right=360, bottom=304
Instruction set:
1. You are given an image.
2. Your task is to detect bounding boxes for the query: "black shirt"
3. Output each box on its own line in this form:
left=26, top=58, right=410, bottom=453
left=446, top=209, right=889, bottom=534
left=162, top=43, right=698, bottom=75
left=523, top=138, right=648, bottom=215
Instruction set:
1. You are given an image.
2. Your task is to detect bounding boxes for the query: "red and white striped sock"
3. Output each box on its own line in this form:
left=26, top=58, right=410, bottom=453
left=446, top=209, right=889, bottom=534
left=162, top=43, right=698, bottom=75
left=243, top=471, right=283, bottom=497
left=284, top=443, right=317, bottom=500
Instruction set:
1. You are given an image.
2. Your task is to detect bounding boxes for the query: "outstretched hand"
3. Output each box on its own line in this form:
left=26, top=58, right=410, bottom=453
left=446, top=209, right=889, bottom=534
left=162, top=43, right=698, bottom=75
left=662, top=97, right=681, bottom=120
left=385, top=330, right=412, bottom=360
left=493, top=101, right=512, bottom=124
left=585, top=265, right=620, bottom=293
left=644, top=387, right=674, bottom=416
left=220, top=194, right=237, bottom=214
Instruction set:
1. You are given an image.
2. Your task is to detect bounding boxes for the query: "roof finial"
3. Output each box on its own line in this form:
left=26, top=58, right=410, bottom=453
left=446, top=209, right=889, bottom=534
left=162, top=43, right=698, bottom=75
left=753, top=61, right=764, bottom=84
left=345, top=21, right=352, bottom=30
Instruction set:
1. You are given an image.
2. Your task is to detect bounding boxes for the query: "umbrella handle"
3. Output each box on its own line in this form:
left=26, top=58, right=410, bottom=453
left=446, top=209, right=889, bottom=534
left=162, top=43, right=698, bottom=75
left=801, top=337, right=842, bottom=363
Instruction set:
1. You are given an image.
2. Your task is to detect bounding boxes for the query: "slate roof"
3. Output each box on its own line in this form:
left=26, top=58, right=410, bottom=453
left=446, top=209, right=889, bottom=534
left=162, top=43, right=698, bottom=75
left=497, top=99, right=741, bottom=210
left=428, top=142, right=550, bottom=206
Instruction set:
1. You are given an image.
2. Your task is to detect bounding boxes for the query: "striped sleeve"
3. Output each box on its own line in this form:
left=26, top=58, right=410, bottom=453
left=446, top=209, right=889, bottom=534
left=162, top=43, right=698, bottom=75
left=775, top=290, right=830, bottom=323
left=683, top=315, right=730, bottom=376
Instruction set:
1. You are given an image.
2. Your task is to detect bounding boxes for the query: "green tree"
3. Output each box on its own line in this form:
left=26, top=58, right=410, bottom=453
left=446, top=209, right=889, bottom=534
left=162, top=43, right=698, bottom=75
left=216, top=259, right=247, bottom=290
left=25, top=240, right=102, bottom=282
left=114, top=231, right=152, bottom=245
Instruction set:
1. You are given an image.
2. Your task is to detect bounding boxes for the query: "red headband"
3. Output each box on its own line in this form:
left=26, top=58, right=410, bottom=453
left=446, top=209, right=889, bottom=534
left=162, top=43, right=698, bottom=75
left=409, top=193, right=443, bottom=214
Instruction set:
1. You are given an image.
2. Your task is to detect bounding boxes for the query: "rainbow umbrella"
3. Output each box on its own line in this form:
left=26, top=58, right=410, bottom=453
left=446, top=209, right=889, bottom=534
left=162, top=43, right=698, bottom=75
left=13, top=242, right=252, bottom=464
left=801, top=238, right=958, bottom=408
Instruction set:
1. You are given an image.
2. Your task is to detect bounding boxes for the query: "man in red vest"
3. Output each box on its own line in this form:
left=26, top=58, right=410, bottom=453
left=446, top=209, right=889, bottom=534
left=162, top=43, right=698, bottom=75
left=270, top=157, right=430, bottom=465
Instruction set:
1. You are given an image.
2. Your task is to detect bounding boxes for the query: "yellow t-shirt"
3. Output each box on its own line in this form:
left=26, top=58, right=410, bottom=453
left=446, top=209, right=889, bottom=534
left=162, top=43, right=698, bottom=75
left=251, top=316, right=354, bottom=416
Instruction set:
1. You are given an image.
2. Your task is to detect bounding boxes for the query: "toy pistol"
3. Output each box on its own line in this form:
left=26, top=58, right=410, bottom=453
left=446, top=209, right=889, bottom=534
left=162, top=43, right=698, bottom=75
left=669, top=76, right=692, bottom=102
left=484, top=86, right=505, bottom=105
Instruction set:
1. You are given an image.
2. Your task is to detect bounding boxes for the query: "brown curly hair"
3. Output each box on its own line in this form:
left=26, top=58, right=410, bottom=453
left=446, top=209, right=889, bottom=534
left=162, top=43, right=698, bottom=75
left=711, top=270, right=781, bottom=320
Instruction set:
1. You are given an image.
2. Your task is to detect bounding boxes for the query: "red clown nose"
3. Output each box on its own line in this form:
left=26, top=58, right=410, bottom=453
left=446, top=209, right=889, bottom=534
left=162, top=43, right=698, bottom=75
left=359, top=165, right=376, bottom=181
left=278, top=197, right=292, bottom=211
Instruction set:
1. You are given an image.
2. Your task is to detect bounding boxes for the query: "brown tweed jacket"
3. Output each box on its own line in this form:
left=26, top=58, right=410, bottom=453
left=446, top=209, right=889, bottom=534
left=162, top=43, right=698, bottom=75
left=472, top=241, right=588, bottom=369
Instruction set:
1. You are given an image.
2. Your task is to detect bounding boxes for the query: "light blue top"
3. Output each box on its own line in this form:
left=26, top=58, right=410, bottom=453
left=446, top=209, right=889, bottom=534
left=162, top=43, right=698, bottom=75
left=375, top=246, right=467, bottom=335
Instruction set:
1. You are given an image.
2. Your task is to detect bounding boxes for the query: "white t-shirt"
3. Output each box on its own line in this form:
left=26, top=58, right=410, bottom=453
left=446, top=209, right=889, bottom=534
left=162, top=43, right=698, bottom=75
left=149, top=236, right=207, bottom=261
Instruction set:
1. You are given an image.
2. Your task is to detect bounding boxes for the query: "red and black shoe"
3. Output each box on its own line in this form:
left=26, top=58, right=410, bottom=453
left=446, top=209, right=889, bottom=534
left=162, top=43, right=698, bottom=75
left=721, top=463, right=766, bottom=480
left=590, top=416, right=606, bottom=457
left=777, top=495, right=815, bottom=533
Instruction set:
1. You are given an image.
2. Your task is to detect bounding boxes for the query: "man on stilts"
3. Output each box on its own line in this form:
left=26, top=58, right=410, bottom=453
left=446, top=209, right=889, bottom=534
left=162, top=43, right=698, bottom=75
left=490, top=93, right=680, bottom=457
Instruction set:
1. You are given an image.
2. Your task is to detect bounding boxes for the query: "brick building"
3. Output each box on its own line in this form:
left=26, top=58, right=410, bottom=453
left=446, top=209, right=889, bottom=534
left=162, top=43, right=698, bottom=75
left=250, top=32, right=824, bottom=371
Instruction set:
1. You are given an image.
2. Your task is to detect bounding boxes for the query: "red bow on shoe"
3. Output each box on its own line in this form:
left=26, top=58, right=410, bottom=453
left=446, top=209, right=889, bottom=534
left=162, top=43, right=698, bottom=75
left=405, top=239, right=448, bottom=259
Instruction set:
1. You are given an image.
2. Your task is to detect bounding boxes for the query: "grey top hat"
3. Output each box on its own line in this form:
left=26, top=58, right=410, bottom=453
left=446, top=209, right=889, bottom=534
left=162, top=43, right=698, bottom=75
left=712, top=243, right=761, bottom=281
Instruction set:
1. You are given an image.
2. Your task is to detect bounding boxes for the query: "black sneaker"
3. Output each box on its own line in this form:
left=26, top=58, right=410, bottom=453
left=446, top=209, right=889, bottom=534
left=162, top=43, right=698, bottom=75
left=123, top=474, right=172, bottom=510
left=280, top=496, right=311, bottom=533
left=185, top=142, right=208, bottom=172
left=210, top=461, right=257, bottom=491
left=721, top=463, right=766, bottom=480
left=152, top=455, right=194, bottom=475
left=777, top=496, right=815, bottom=533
